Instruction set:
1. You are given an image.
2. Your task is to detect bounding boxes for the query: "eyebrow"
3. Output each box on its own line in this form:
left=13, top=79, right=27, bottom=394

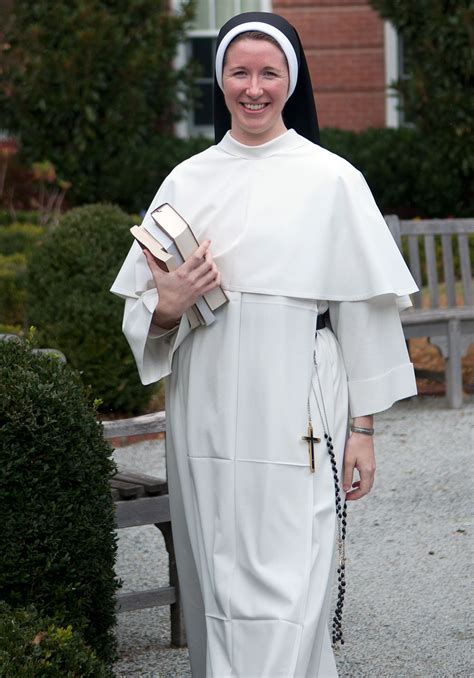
left=226, top=64, right=286, bottom=73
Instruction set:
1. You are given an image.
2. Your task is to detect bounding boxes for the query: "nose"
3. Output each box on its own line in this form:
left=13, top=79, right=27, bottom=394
left=246, top=75, right=263, bottom=98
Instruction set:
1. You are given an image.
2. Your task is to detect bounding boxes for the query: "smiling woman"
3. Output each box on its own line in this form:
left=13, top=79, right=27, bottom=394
left=111, top=10, right=418, bottom=678
left=222, top=35, right=289, bottom=145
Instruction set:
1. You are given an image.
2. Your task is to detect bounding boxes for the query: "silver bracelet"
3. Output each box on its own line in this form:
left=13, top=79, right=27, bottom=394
left=350, top=425, right=375, bottom=436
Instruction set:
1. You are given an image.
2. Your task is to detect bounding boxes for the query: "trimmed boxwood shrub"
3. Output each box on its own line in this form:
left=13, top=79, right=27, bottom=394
left=0, top=221, right=44, bottom=256
left=27, top=203, right=154, bottom=414
left=0, top=209, right=41, bottom=226
left=0, top=252, right=27, bottom=327
left=0, top=339, right=119, bottom=664
left=0, top=602, right=110, bottom=677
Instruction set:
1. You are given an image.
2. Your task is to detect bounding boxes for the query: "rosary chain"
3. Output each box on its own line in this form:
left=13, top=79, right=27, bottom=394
left=311, top=343, right=348, bottom=648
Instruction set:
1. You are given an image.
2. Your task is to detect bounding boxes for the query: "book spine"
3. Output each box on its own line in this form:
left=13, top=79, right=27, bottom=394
left=186, top=305, right=201, bottom=330
left=194, top=296, right=216, bottom=326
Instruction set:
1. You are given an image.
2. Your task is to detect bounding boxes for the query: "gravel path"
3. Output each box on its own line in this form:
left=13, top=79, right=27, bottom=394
left=112, top=395, right=473, bottom=677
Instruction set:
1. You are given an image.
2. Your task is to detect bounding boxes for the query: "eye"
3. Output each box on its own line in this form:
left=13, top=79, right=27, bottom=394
left=263, top=70, right=278, bottom=78
left=232, top=70, right=247, bottom=77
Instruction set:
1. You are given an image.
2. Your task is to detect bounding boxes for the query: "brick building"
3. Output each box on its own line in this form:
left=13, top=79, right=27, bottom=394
left=176, top=0, right=401, bottom=137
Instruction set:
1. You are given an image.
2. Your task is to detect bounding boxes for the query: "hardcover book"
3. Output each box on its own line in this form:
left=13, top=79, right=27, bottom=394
left=130, top=224, right=201, bottom=329
left=151, top=203, right=229, bottom=313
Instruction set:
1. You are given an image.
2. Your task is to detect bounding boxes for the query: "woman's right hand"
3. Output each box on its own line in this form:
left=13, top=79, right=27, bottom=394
left=143, top=240, right=221, bottom=329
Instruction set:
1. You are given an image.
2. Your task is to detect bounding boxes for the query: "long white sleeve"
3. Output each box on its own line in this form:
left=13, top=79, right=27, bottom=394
left=328, top=295, right=417, bottom=417
left=112, top=240, right=192, bottom=385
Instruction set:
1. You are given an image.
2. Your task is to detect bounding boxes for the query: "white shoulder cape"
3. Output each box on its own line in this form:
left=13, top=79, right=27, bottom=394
left=111, top=129, right=417, bottom=308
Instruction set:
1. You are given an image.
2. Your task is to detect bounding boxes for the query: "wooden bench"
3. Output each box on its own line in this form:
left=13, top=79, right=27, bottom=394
left=385, top=216, right=474, bottom=408
left=102, top=412, right=186, bottom=648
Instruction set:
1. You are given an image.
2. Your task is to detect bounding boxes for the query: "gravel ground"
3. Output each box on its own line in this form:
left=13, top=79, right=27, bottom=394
left=112, top=395, right=473, bottom=678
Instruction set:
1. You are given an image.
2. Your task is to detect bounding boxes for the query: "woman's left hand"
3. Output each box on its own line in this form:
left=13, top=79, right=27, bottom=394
left=342, top=432, right=376, bottom=501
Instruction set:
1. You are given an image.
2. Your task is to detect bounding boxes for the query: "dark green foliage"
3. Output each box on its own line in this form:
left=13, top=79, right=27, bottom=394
left=0, top=340, right=119, bottom=664
left=0, top=252, right=27, bottom=327
left=321, top=126, right=468, bottom=217
left=0, top=222, right=44, bottom=328
left=0, top=210, right=41, bottom=226
left=0, top=602, right=110, bottom=677
left=27, top=203, right=153, bottom=413
left=0, top=0, right=198, bottom=211
left=368, top=0, right=474, bottom=215
left=0, top=222, right=44, bottom=255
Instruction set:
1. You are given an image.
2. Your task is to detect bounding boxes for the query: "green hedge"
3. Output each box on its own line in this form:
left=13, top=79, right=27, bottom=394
left=0, top=339, right=119, bottom=664
left=0, top=602, right=110, bottom=677
left=320, top=126, right=471, bottom=218
left=0, top=221, right=44, bottom=255
left=0, top=252, right=27, bottom=327
left=0, top=209, right=41, bottom=226
left=0, top=221, right=45, bottom=329
left=27, top=203, right=154, bottom=414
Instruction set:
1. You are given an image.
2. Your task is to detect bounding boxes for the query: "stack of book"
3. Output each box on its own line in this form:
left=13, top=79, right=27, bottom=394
left=130, top=203, right=228, bottom=329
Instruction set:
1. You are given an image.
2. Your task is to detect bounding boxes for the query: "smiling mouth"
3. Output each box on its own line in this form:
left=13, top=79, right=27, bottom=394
left=240, top=103, right=269, bottom=111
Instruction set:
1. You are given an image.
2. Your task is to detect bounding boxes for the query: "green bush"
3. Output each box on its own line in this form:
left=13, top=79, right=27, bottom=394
left=321, top=126, right=469, bottom=218
left=0, top=209, right=41, bottom=226
left=0, top=339, right=119, bottom=664
left=0, top=0, right=199, bottom=212
left=0, top=602, right=110, bottom=677
left=0, top=252, right=27, bottom=327
left=368, top=0, right=473, bottom=216
left=0, top=222, right=44, bottom=255
left=27, top=203, right=153, bottom=414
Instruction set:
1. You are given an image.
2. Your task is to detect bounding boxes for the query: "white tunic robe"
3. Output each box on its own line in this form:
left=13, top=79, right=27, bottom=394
left=111, top=130, right=418, bottom=677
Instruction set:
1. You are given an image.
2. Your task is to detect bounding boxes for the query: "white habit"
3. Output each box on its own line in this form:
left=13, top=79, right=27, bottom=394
left=111, top=130, right=418, bottom=677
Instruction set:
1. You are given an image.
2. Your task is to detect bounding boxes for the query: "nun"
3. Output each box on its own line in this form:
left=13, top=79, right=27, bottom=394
left=111, top=12, right=418, bottom=677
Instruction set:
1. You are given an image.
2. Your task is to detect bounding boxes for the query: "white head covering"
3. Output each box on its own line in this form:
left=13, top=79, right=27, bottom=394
left=215, top=21, right=299, bottom=100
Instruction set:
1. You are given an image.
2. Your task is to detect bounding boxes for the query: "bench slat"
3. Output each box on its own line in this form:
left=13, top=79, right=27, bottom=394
left=407, top=236, right=423, bottom=308
left=441, top=234, right=456, bottom=307
left=399, top=219, right=474, bottom=236
left=424, top=234, right=439, bottom=308
left=458, top=234, right=473, bottom=306
left=115, top=495, right=171, bottom=528
left=102, top=411, right=166, bottom=440
left=114, top=469, right=167, bottom=496
left=110, top=479, right=143, bottom=499
left=117, top=587, right=176, bottom=612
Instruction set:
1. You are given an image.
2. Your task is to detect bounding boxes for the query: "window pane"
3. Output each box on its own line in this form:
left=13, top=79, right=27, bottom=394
left=216, top=0, right=236, bottom=27
left=191, top=37, right=214, bottom=77
left=193, top=83, right=214, bottom=126
left=194, top=0, right=210, bottom=30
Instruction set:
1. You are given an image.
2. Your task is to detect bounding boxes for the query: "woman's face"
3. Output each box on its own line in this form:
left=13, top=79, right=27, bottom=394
left=222, top=38, right=289, bottom=146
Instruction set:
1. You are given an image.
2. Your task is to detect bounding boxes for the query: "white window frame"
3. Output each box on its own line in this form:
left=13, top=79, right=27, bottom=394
left=384, top=21, right=401, bottom=128
left=172, top=0, right=272, bottom=138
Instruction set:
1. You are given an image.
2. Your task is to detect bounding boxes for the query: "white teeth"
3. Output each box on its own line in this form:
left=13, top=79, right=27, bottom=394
left=243, top=103, right=266, bottom=110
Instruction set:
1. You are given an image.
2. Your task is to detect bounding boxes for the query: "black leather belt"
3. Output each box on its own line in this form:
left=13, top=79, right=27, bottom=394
left=316, top=310, right=329, bottom=330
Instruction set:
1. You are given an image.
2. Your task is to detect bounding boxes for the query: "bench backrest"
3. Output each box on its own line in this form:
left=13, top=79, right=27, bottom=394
left=385, top=216, right=474, bottom=310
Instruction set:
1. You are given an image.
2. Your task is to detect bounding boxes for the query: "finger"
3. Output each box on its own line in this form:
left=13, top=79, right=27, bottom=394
left=342, top=456, right=355, bottom=493
left=143, top=249, right=165, bottom=276
left=183, top=241, right=211, bottom=271
left=357, top=467, right=372, bottom=497
left=346, top=488, right=365, bottom=501
left=200, top=269, right=220, bottom=293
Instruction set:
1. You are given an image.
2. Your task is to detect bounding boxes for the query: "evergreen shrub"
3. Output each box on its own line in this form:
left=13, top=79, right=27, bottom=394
left=0, top=209, right=41, bottom=226
left=0, top=602, right=110, bottom=677
left=0, top=0, right=200, bottom=212
left=0, top=252, right=27, bottom=327
left=0, top=221, right=44, bottom=255
left=0, top=339, right=119, bottom=664
left=368, top=0, right=473, bottom=216
left=27, top=203, right=153, bottom=414
left=321, top=126, right=469, bottom=218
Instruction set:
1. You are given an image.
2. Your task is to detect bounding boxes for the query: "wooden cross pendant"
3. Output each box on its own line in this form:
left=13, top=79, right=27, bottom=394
left=302, top=422, right=321, bottom=473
